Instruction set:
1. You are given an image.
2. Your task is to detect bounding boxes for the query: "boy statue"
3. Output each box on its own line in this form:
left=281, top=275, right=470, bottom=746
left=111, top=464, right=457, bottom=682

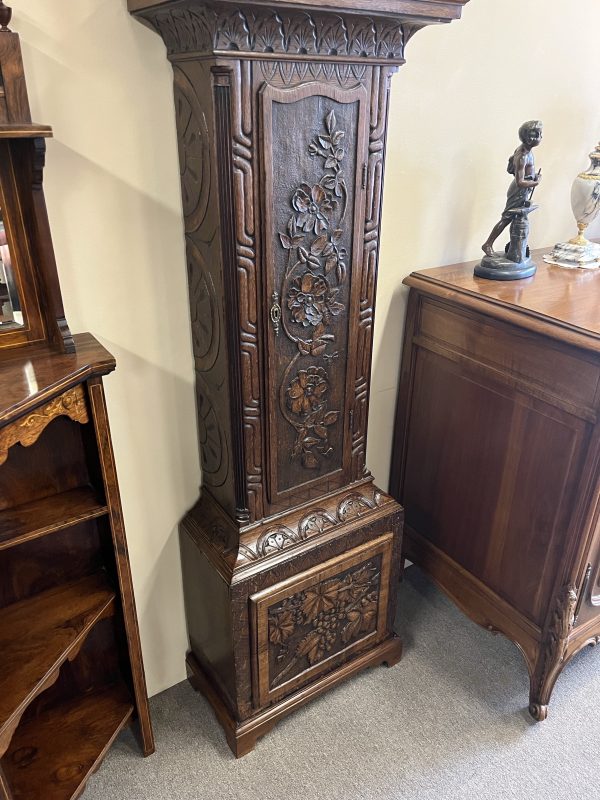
left=476, top=120, right=543, bottom=280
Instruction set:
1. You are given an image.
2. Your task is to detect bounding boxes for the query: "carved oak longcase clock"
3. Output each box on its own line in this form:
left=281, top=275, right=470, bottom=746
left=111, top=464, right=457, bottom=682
left=128, top=0, right=468, bottom=756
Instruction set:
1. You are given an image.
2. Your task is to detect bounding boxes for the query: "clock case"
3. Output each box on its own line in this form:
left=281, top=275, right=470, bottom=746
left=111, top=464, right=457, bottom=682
left=128, top=0, right=469, bottom=756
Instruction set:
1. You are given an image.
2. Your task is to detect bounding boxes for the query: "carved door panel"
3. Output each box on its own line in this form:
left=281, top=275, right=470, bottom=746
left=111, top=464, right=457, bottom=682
left=260, top=81, right=369, bottom=510
left=250, top=532, right=394, bottom=708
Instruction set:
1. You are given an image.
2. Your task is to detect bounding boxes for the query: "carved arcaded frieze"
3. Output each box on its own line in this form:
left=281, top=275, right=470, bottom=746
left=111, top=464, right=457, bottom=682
left=0, top=385, right=89, bottom=466
left=236, top=486, right=389, bottom=565
left=143, top=3, right=423, bottom=62
left=185, top=485, right=392, bottom=574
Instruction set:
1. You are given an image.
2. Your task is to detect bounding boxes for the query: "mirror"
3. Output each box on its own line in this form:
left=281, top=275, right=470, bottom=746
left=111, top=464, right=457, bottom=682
left=0, top=207, right=23, bottom=329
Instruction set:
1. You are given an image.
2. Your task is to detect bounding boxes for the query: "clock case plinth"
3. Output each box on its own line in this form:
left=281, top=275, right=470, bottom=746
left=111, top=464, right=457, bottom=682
left=129, top=0, right=468, bottom=756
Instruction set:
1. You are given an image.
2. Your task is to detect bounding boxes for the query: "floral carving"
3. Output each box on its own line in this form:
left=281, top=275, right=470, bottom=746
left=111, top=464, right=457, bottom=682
left=268, top=560, right=381, bottom=687
left=287, top=366, right=328, bottom=414
left=285, top=367, right=339, bottom=469
left=291, top=183, right=333, bottom=235
left=277, top=109, right=351, bottom=470
left=287, top=272, right=344, bottom=328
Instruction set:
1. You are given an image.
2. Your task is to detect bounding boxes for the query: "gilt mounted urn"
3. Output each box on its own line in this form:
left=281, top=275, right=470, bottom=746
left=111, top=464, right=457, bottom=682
left=545, top=140, right=600, bottom=270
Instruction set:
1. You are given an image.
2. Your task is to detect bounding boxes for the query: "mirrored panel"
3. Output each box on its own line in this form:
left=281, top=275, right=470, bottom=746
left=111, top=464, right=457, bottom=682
left=0, top=207, right=23, bottom=329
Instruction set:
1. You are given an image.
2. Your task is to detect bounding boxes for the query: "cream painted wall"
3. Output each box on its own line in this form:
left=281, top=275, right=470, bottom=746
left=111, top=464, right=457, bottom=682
left=14, top=0, right=600, bottom=696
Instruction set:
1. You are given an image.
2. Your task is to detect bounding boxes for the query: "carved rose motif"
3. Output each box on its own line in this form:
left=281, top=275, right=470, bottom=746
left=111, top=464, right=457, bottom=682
left=286, top=367, right=339, bottom=468
left=287, top=272, right=343, bottom=327
left=287, top=366, right=328, bottom=414
left=292, top=183, right=334, bottom=235
left=276, top=109, right=350, bottom=470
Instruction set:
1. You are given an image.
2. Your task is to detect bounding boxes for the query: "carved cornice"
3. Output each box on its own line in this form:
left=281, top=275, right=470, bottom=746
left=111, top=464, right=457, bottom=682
left=138, top=2, right=429, bottom=63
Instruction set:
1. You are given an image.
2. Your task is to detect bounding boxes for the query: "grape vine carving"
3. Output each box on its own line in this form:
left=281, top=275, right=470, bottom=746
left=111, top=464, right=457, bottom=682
left=278, top=109, right=349, bottom=470
left=268, top=560, right=380, bottom=687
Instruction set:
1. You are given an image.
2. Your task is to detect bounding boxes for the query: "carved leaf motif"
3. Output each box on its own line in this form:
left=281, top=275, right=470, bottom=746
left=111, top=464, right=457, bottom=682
left=302, top=581, right=341, bottom=618
left=269, top=610, right=295, bottom=645
left=295, top=631, right=323, bottom=664
left=215, top=8, right=250, bottom=50
left=313, top=15, right=348, bottom=55
left=279, top=12, right=317, bottom=54
left=341, top=596, right=378, bottom=643
left=376, top=21, right=404, bottom=59
left=346, top=17, right=377, bottom=57
left=276, top=108, right=351, bottom=470
left=268, top=559, right=382, bottom=687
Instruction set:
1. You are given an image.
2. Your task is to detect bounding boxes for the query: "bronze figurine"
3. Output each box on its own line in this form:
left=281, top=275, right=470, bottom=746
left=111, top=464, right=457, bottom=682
left=475, top=120, right=543, bottom=281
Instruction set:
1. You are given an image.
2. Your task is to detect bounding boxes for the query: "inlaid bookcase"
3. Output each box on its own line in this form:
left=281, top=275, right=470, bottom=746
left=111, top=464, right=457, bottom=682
left=128, top=0, right=469, bottom=756
left=0, top=8, right=154, bottom=798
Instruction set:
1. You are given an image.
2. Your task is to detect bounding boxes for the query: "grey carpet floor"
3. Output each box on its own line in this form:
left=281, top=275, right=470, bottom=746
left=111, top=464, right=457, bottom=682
left=85, top=566, right=600, bottom=800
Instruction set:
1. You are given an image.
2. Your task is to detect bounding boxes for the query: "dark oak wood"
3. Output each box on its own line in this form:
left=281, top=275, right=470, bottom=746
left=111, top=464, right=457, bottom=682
left=129, top=0, right=468, bottom=756
left=390, top=247, right=600, bottom=721
left=2, top=684, right=133, bottom=800
left=127, top=0, right=468, bottom=23
left=186, top=634, right=402, bottom=758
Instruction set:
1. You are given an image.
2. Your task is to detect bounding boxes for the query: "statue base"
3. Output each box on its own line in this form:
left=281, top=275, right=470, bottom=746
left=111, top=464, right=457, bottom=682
left=543, top=240, right=600, bottom=271
left=474, top=253, right=537, bottom=281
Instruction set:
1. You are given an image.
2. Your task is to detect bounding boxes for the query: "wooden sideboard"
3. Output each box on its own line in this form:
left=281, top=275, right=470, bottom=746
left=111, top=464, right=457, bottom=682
left=390, top=248, right=600, bottom=721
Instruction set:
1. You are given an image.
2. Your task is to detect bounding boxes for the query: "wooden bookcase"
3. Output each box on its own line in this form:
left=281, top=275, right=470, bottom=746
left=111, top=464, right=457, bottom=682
left=0, top=339, right=155, bottom=800
left=0, top=8, right=153, bottom=797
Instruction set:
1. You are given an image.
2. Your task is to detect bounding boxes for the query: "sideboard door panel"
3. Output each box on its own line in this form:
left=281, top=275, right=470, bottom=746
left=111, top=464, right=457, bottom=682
left=260, top=82, right=368, bottom=508
left=403, top=346, right=591, bottom=627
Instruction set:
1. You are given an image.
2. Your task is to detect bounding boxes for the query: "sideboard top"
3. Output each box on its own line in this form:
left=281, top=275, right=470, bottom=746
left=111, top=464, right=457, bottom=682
left=127, top=0, right=469, bottom=22
left=405, top=245, right=600, bottom=352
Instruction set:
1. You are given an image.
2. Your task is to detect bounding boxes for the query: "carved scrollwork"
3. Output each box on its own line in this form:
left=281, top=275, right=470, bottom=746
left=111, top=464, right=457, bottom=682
left=236, top=488, right=388, bottom=565
left=0, top=386, right=89, bottom=466
left=174, top=67, right=212, bottom=234
left=530, top=582, right=578, bottom=712
left=195, top=382, right=230, bottom=488
left=298, top=509, right=337, bottom=537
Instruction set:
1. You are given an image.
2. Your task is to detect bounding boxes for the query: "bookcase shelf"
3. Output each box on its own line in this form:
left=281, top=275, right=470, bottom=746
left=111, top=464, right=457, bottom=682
left=0, top=573, right=116, bottom=758
left=2, top=684, right=133, bottom=800
left=0, top=486, right=108, bottom=551
left=0, top=335, right=154, bottom=799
